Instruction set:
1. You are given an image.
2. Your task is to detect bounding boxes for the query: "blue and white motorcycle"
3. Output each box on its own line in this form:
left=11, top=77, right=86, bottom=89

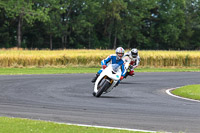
left=93, top=64, right=123, bottom=97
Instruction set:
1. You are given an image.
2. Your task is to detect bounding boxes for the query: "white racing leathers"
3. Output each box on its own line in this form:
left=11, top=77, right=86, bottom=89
left=124, top=51, right=140, bottom=70
left=122, top=52, right=140, bottom=78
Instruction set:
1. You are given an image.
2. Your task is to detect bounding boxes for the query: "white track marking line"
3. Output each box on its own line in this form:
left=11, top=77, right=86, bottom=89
left=56, top=122, right=160, bottom=133
left=166, top=88, right=200, bottom=103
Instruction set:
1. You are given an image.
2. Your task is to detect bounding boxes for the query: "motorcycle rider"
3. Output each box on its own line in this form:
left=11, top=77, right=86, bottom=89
left=123, top=48, right=140, bottom=77
left=91, top=47, right=126, bottom=85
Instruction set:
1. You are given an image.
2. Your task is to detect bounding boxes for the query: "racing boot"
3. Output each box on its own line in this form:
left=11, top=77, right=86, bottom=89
left=129, top=70, right=135, bottom=77
left=114, top=80, right=120, bottom=87
left=91, top=73, right=100, bottom=83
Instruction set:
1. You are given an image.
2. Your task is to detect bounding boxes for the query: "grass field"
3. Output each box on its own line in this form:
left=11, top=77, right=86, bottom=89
left=0, top=49, right=200, bottom=68
left=0, top=67, right=200, bottom=75
left=171, top=84, right=200, bottom=100
left=0, top=117, right=159, bottom=133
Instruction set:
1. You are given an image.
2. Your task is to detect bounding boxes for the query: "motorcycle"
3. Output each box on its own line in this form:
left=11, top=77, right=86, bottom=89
left=123, top=56, right=136, bottom=79
left=92, top=64, right=122, bottom=97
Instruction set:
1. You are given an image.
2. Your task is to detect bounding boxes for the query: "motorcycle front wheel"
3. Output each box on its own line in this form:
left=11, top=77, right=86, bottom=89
left=95, top=79, right=110, bottom=97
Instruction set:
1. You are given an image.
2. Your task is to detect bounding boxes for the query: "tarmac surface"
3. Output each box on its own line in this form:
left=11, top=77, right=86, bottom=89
left=0, top=72, right=200, bottom=133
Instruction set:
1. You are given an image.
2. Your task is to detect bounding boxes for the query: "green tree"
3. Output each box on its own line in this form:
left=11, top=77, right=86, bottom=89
left=122, top=0, right=158, bottom=49
left=97, top=0, right=127, bottom=49
left=0, top=0, right=49, bottom=48
left=178, top=0, right=200, bottom=49
left=150, top=0, right=185, bottom=49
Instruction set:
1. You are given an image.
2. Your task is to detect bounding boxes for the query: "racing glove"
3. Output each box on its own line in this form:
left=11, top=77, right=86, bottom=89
left=102, top=65, right=107, bottom=69
left=120, top=76, right=124, bottom=80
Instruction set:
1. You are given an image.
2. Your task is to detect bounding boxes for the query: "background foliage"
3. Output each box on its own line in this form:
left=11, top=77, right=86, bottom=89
left=0, top=0, right=200, bottom=50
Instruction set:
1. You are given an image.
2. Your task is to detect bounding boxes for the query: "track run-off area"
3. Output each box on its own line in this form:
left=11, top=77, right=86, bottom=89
left=0, top=72, right=200, bottom=133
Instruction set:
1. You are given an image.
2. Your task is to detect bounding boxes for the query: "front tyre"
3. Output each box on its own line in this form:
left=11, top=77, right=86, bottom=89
left=92, top=92, right=96, bottom=96
left=95, top=79, right=110, bottom=97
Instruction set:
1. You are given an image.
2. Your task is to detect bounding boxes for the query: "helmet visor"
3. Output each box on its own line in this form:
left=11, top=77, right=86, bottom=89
left=131, top=52, right=137, bottom=58
left=117, top=53, right=124, bottom=58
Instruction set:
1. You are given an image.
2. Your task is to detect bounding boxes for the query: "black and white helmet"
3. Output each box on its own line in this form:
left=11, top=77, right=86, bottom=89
left=116, top=47, right=125, bottom=59
left=131, top=48, right=138, bottom=58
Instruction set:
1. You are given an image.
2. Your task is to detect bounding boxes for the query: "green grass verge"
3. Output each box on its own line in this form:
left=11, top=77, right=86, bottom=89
left=171, top=84, right=200, bottom=100
left=0, top=117, right=156, bottom=133
left=0, top=67, right=99, bottom=75
left=0, top=67, right=200, bottom=75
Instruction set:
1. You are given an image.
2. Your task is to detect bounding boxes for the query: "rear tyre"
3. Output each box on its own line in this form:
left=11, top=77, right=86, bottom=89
left=95, top=79, right=110, bottom=97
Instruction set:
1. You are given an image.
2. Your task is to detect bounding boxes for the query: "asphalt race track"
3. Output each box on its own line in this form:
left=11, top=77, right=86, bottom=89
left=0, top=72, right=200, bottom=133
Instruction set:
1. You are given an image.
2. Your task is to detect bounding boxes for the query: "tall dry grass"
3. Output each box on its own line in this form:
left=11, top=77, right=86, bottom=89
left=139, top=50, right=200, bottom=68
left=0, top=49, right=200, bottom=68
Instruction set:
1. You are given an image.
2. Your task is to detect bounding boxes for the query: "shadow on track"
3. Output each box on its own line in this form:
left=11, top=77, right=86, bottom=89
left=94, top=95, right=132, bottom=99
left=120, top=81, right=142, bottom=84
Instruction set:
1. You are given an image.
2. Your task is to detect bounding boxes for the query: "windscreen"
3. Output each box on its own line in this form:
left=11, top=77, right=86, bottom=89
left=112, top=64, right=120, bottom=73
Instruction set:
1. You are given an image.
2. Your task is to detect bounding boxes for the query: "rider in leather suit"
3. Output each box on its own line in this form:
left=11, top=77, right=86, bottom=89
left=123, top=48, right=140, bottom=76
left=91, top=47, right=126, bottom=84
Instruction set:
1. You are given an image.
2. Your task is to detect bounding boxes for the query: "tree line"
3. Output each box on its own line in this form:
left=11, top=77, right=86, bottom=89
left=0, top=0, right=200, bottom=50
